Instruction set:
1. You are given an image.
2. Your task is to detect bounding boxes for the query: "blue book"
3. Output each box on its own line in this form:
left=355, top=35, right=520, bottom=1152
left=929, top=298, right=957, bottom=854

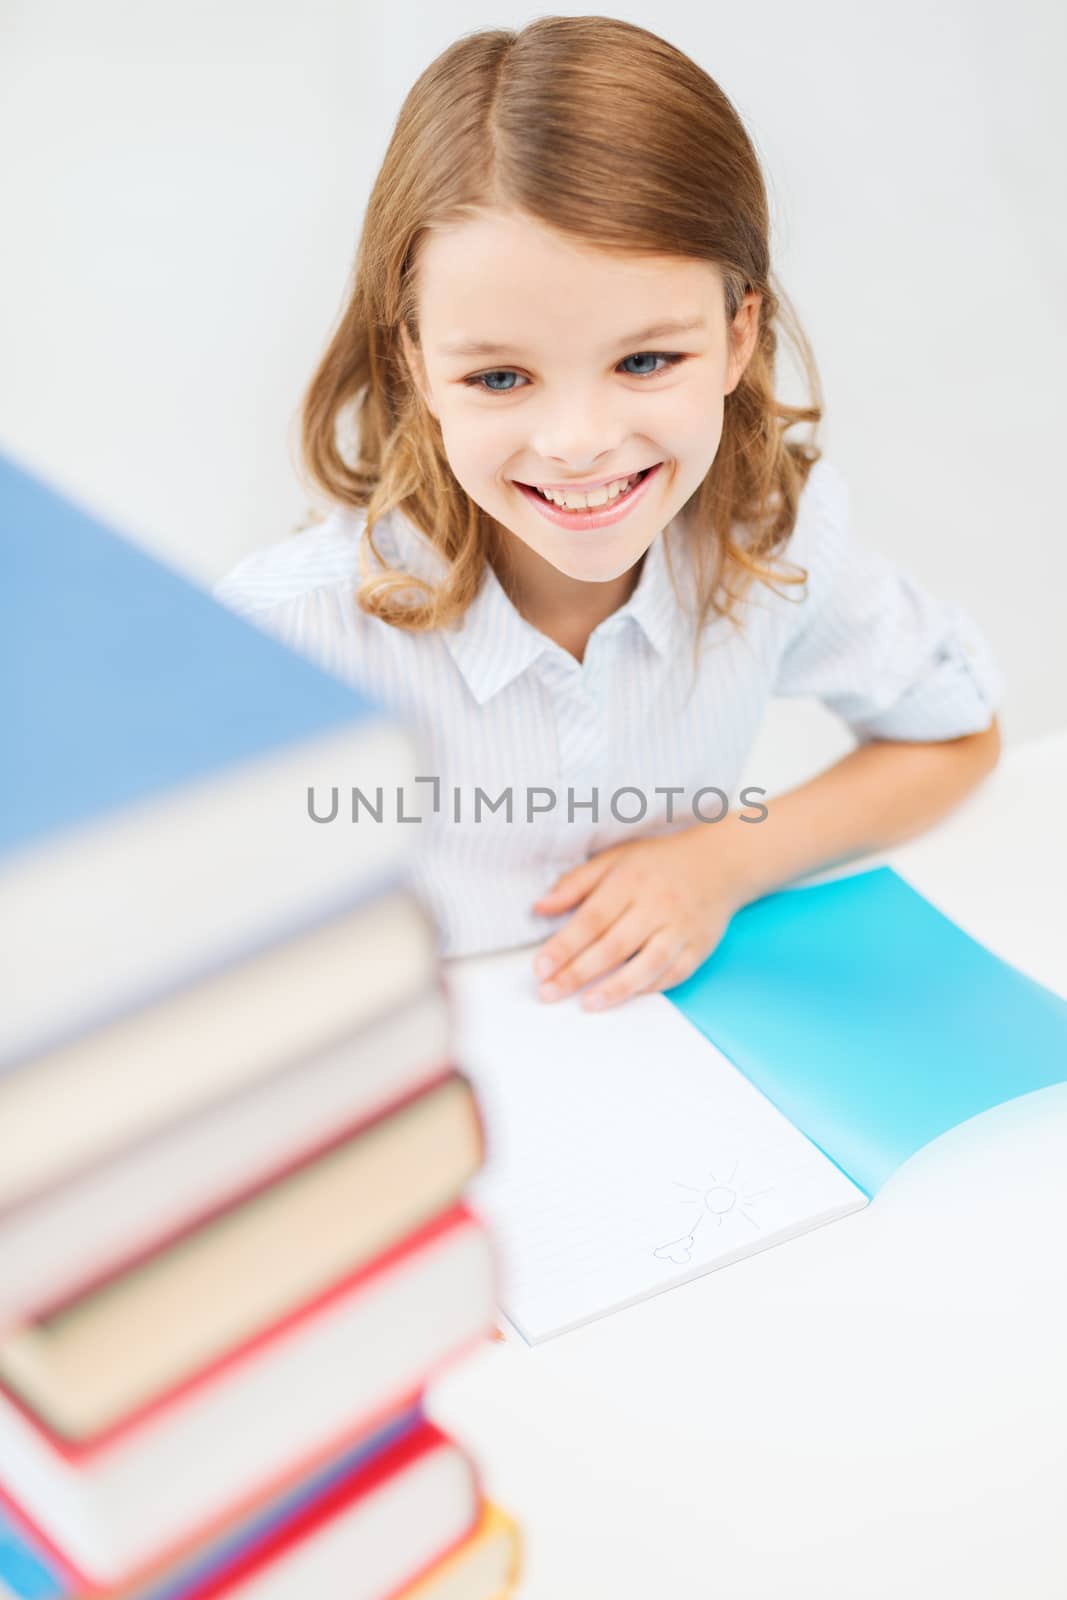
left=666, top=864, right=1067, bottom=1197
left=0, top=453, right=422, bottom=1068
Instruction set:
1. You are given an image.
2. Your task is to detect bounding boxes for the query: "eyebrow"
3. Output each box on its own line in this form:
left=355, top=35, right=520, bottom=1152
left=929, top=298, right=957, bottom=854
left=436, top=316, right=708, bottom=359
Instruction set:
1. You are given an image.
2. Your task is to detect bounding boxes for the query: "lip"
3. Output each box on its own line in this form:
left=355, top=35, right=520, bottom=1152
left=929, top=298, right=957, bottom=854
left=514, top=463, right=663, bottom=531
left=526, top=468, right=650, bottom=493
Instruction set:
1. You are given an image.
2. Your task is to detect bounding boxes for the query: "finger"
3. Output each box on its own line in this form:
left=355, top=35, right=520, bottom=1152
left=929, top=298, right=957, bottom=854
left=634, top=944, right=702, bottom=997
left=533, top=877, right=632, bottom=988
left=638, top=916, right=731, bottom=996
left=537, top=903, right=649, bottom=1002
left=531, top=851, right=616, bottom=915
left=532, top=874, right=629, bottom=983
left=581, top=931, right=687, bottom=1011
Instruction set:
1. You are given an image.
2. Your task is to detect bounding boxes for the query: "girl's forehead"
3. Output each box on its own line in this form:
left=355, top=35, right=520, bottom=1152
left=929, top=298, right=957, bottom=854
left=419, top=208, right=722, bottom=283
left=413, top=212, right=725, bottom=341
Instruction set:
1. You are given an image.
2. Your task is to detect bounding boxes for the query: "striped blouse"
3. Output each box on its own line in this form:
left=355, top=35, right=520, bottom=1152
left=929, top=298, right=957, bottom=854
left=212, top=459, right=1003, bottom=958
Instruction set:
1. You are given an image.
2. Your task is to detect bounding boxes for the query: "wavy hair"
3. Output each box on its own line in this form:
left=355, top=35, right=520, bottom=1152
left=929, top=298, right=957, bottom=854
left=299, top=15, right=823, bottom=672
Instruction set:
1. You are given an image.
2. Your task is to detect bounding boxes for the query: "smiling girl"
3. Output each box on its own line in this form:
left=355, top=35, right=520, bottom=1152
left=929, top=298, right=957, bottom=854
left=215, top=16, right=1003, bottom=1012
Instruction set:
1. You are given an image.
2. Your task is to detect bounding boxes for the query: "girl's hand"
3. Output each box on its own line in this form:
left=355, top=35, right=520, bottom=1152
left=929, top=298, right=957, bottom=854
left=530, top=825, right=753, bottom=1011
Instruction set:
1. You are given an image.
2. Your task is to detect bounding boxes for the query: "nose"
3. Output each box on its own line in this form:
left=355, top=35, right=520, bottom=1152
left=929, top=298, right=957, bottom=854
left=529, top=395, right=627, bottom=474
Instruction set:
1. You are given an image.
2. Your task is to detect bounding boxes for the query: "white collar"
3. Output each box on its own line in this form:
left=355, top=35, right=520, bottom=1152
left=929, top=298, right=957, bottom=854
left=378, top=507, right=692, bottom=707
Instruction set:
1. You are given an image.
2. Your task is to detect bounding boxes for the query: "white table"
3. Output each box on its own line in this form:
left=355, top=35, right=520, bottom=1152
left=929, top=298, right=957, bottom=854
left=427, top=731, right=1067, bottom=1599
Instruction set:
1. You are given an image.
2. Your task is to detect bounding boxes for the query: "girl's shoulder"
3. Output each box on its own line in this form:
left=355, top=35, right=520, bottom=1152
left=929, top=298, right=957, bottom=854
left=720, top=456, right=850, bottom=625
left=211, top=506, right=440, bottom=699
left=791, top=455, right=849, bottom=546
left=212, top=505, right=368, bottom=620
left=211, top=505, right=391, bottom=688
left=771, top=455, right=853, bottom=600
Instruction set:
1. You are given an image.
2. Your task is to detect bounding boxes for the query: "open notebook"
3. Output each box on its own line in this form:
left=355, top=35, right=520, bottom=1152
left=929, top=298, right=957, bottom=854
left=444, top=866, right=1067, bottom=1343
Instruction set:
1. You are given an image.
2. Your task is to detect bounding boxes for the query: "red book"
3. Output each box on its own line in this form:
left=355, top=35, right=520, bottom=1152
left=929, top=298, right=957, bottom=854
left=0, top=1415, right=482, bottom=1600
left=0, top=1075, right=483, bottom=1439
left=0, top=1207, right=493, bottom=1587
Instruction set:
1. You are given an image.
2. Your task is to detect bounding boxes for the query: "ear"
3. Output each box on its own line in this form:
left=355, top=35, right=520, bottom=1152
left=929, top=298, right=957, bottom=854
left=398, top=322, right=439, bottom=419
left=724, top=291, right=763, bottom=396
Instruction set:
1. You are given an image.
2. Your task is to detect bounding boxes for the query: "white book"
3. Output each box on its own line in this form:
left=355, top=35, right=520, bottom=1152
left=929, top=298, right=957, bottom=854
left=0, top=981, right=452, bottom=1327
left=0, top=890, right=440, bottom=1225
left=0, top=1211, right=492, bottom=1585
left=444, top=946, right=867, bottom=1343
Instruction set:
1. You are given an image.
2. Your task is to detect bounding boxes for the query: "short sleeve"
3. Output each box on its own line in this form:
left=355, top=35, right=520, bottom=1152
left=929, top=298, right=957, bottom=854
left=773, top=462, right=1004, bottom=741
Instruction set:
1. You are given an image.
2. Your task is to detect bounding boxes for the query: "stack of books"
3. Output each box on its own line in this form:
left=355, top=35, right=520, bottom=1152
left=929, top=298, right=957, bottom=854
left=0, top=455, right=521, bottom=1599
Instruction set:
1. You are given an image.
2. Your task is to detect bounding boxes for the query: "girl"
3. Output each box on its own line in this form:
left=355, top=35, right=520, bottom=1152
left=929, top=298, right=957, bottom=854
left=215, top=16, right=1003, bottom=1013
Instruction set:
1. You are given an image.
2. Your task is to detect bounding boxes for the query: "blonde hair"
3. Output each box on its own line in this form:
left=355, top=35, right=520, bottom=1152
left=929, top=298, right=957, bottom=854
left=299, top=15, right=822, bottom=671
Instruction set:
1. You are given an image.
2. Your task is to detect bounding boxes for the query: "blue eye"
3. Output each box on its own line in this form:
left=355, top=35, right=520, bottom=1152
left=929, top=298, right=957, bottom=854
left=461, top=351, right=687, bottom=394
left=619, top=352, right=677, bottom=377
left=469, top=370, right=524, bottom=394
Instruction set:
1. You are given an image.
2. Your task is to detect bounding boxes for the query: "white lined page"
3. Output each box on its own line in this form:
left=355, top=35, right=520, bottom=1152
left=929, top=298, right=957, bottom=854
left=444, top=946, right=868, bottom=1342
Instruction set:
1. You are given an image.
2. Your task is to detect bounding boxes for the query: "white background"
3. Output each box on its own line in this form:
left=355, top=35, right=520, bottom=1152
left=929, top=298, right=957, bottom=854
left=2, top=0, right=1063, bottom=779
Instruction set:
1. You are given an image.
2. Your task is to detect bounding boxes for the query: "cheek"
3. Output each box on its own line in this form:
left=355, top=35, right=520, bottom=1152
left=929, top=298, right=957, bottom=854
left=657, top=385, right=725, bottom=454
left=433, top=424, right=512, bottom=507
left=437, top=407, right=512, bottom=472
left=438, top=403, right=502, bottom=454
left=433, top=417, right=479, bottom=477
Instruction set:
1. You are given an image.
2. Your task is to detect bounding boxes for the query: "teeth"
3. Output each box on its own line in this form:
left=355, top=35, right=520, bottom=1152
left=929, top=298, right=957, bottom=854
left=536, top=471, right=642, bottom=510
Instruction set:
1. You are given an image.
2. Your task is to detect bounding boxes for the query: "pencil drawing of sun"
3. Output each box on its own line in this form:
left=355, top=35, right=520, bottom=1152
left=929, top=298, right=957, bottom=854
left=652, top=1160, right=773, bottom=1265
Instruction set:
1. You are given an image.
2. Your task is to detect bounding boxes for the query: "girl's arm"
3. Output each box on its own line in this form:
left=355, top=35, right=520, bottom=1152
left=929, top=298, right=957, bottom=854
left=719, top=717, right=1002, bottom=907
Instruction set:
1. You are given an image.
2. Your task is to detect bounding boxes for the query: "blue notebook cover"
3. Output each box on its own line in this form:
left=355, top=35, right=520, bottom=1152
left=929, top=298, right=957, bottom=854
left=0, top=1406, right=421, bottom=1599
left=0, top=453, right=383, bottom=864
left=666, top=865, right=1067, bottom=1197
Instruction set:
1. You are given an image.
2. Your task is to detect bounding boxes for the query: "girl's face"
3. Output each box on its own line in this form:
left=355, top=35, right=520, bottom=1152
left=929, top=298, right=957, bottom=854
left=400, top=209, right=761, bottom=589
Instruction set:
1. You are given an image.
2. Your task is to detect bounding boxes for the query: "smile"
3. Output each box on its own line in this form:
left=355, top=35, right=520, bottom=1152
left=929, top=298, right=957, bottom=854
left=513, top=463, right=662, bottom=530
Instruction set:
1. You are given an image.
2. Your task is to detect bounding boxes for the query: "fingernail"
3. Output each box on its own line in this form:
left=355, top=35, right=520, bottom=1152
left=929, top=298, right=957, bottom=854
left=539, top=981, right=561, bottom=1001
left=534, top=954, right=554, bottom=978
left=583, top=992, right=606, bottom=1010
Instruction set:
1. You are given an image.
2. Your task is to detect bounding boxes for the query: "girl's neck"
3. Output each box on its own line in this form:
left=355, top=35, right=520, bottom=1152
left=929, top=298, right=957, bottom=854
left=489, top=531, right=646, bottom=665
